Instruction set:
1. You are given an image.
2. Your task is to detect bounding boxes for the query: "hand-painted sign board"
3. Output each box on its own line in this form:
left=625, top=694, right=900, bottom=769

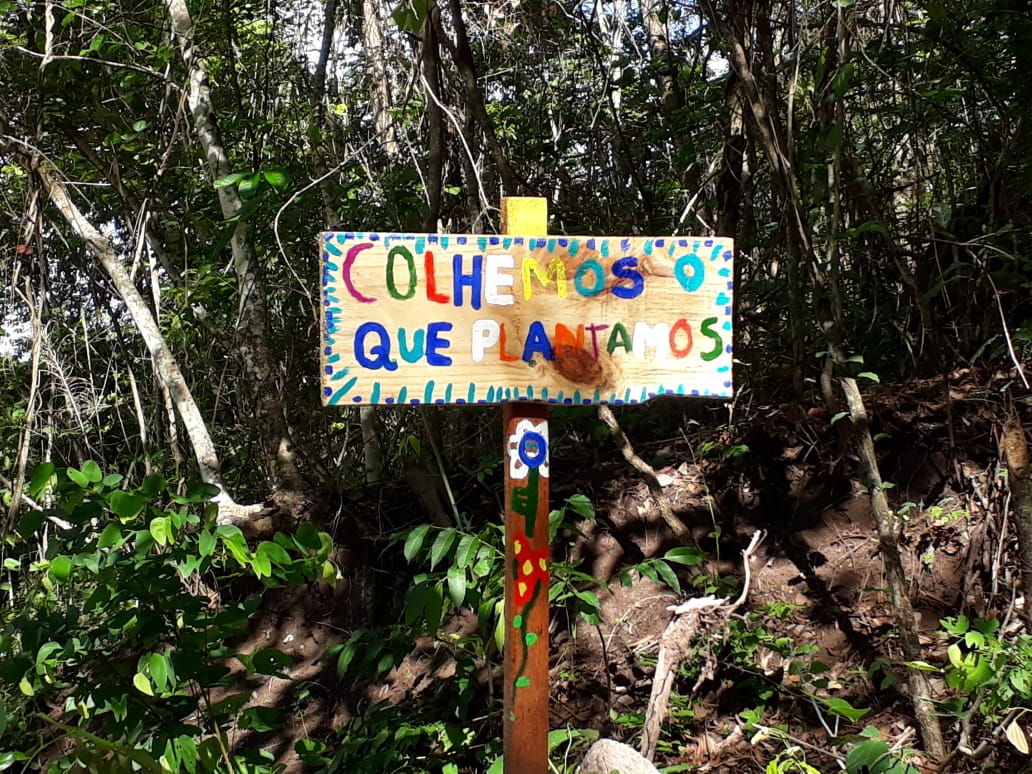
left=320, top=232, right=733, bottom=406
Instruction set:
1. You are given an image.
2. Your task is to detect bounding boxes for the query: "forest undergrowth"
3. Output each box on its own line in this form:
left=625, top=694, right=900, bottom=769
left=4, top=363, right=1031, bottom=773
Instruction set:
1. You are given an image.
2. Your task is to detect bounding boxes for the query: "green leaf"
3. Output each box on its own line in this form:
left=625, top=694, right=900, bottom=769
left=97, top=522, right=123, bottom=549
left=653, top=559, right=681, bottom=594
left=198, top=529, right=216, bottom=557
left=901, top=660, right=940, bottom=672
left=321, top=560, right=336, bottom=582
left=257, top=541, right=292, bottom=566
left=664, top=546, right=706, bottom=566
left=81, top=460, right=102, bottom=483
left=962, top=656, right=992, bottom=692
left=821, top=696, right=869, bottom=722
left=446, top=565, right=467, bottom=607
left=548, top=728, right=597, bottom=752
left=132, top=120, right=149, bottom=132
left=133, top=672, right=154, bottom=696
left=239, top=706, right=284, bottom=732
left=218, top=525, right=251, bottom=565
left=251, top=648, right=292, bottom=676
left=858, top=372, right=880, bottom=383
left=18, top=510, right=45, bottom=538
left=430, top=528, right=457, bottom=570
left=67, top=467, right=89, bottom=488
left=294, top=522, right=321, bottom=550
left=392, top=0, right=429, bottom=33
left=149, top=517, right=169, bottom=547
left=454, top=533, right=478, bottom=568
left=251, top=550, right=272, bottom=578
left=174, top=736, right=198, bottom=774
left=18, top=674, right=34, bottom=696
left=149, top=652, right=170, bottom=692
left=845, top=739, right=889, bottom=774
left=947, top=642, right=963, bottom=669
left=237, top=173, right=260, bottom=198
left=261, top=168, right=289, bottom=190
left=176, top=481, right=220, bottom=503
left=48, top=555, right=73, bottom=583
left=213, top=172, right=247, bottom=189
left=831, top=411, right=849, bottom=424
left=493, top=599, right=505, bottom=652
left=336, top=640, right=359, bottom=677
left=564, top=494, right=595, bottom=520
left=139, top=474, right=167, bottom=498
left=28, top=462, right=56, bottom=497
left=35, top=642, right=61, bottom=676
left=109, top=490, right=146, bottom=520
left=844, top=738, right=917, bottom=774
left=209, top=693, right=250, bottom=718
left=637, top=562, right=659, bottom=585
left=403, top=524, right=431, bottom=563
left=423, top=584, right=444, bottom=633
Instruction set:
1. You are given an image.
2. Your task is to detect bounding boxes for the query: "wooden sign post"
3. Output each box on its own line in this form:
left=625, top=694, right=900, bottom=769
left=320, top=199, right=734, bottom=773
left=500, top=198, right=550, bottom=773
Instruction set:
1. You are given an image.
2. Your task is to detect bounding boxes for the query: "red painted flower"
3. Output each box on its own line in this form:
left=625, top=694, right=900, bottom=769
left=512, top=532, right=549, bottom=607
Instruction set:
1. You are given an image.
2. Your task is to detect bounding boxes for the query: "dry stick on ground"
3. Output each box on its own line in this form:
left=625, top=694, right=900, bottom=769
left=598, top=405, right=689, bottom=541
left=640, top=529, right=766, bottom=761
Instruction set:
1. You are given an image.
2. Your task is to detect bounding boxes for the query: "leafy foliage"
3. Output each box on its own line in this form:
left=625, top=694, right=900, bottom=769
left=0, top=464, right=334, bottom=772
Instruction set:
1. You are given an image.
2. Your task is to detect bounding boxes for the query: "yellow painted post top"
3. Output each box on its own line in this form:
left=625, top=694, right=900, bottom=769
left=501, top=197, right=548, bottom=235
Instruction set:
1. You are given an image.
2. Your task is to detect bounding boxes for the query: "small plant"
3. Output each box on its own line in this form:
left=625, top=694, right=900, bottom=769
left=698, top=439, right=750, bottom=463
left=937, top=614, right=1032, bottom=722
left=842, top=727, right=919, bottom=774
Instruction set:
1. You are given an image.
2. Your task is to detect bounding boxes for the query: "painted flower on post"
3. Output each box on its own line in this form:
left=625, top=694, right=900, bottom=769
left=506, top=419, right=549, bottom=480
left=512, top=532, right=549, bottom=607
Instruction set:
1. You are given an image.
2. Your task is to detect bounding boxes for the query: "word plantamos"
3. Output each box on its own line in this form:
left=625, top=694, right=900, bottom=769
left=351, top=316, right=725, bottom=371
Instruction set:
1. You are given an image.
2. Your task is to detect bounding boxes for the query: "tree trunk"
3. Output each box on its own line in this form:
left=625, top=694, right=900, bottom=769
left=165, top=0, right=301, bottom=491
left=442, top=0, right=520, bottom=196
left=421, top=5, right=446, bottom=232
left=363, top=0, right=397, bottom=154
left=701, top=0, right=947, bottom=757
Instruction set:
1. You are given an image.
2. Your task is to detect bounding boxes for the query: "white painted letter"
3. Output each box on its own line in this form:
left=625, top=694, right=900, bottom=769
left=632, top=322, right=670, bottom=360
left=471, top=319, right=501, bottom=362
left=485, top=254, right=515, bottom=306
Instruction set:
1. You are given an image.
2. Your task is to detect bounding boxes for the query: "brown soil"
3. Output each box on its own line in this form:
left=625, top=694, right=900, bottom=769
left=224, top=367, right=1032, bottom=773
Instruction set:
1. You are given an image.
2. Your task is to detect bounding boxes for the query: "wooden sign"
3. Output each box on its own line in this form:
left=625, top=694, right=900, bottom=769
left=320, top=232, right=733, bottom=405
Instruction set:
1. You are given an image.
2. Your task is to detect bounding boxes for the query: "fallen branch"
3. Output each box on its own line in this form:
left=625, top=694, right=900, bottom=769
left=640, top=529, right=765, bottom=761
left=598, top=404, right=689, bottom=540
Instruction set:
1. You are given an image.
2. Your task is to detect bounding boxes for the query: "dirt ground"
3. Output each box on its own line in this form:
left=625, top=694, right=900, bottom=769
left=225, top=367, right=1031, bottom=772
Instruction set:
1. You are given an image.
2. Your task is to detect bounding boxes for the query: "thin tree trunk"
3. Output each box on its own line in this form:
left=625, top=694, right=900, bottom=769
left=363, top=0, right=396, bottom=154
left=701, top=0, right=946, bottom=757
left=6, top=278, right=44, bottom=531
left=165, top=0, right=300, bottom=490
left=421, top=6, right=446, bottom=231
left=441, top=0, right=519, bottom=196
left=639, top=0, right=681, bottom=114
left=310, top=0, right=384, bottom=484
